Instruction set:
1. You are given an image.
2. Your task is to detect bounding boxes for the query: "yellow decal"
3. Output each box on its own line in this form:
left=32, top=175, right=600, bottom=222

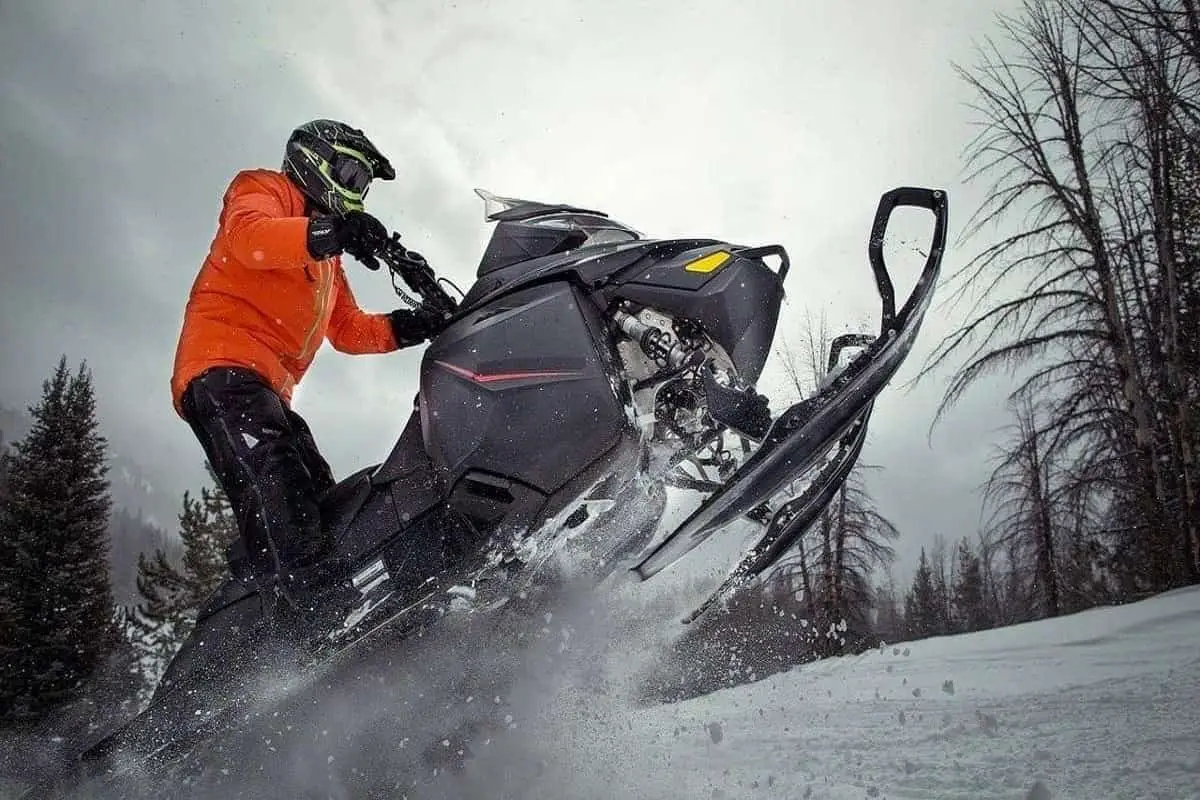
left=684, top=251, right=731, bottom=274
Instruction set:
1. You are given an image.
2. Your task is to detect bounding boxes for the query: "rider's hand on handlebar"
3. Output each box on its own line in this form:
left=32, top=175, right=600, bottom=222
left=388, top=305, right=448, bottom=348
left=306, top=210, right=389, bottom=264
left=335, top=210, right=389, bottom=262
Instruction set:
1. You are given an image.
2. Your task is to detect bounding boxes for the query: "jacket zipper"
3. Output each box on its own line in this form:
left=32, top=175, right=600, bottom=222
left=296, top=260, right=331, bottom=363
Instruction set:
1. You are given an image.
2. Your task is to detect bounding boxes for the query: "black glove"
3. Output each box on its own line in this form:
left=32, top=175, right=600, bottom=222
left=389, top=306, right=448, bottom=347
left=306, top=210, right=389, bottom=261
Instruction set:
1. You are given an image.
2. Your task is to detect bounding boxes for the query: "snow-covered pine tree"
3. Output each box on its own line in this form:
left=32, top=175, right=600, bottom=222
left=0, top=433, right=11, bottom=678
left=0, top=429, right=10, bottom=498
left=0, top=357, right=117, bottom=722
left=951, top=537, right=989, bottom=633
left=130, top=465, right=236, bottom=686
left=903, top=548, right=942, bottom=640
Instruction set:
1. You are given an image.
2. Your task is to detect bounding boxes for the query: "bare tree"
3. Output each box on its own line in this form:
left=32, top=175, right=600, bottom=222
left=872, top=567, right=906, bottom=643
left=924, top=0, right=1200, bottom=598
left=983, top=395, right=1064, bottom=617
left=1071, top=0, right=1200, bottom=578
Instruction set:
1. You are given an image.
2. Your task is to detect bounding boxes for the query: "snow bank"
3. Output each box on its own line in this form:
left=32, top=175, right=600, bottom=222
left=11, top=579, right=1196, bottom=799
left=515, top=585, right=1200, bottom=800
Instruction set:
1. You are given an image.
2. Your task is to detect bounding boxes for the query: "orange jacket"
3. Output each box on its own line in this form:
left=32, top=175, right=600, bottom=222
left=171, top=169, right=399, bottom=416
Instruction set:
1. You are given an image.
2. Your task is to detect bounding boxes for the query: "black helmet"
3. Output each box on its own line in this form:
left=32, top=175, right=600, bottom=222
left=282, top=119, right=396, bottom=216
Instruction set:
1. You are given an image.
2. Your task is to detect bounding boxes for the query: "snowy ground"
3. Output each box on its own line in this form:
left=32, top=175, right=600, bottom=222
left=517, top=585, right=1200, bottom=800
left=3, top=581, right=1199, bottom=799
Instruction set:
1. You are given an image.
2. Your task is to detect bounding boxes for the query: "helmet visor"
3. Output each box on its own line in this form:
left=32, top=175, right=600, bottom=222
left=332, top=152, right=373, bottom=194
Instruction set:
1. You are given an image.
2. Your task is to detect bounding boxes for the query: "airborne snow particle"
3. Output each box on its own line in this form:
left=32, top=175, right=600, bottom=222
left=977, top=710, right=1000, bottom=736
left=1026, top=779, right=1052, bottom=800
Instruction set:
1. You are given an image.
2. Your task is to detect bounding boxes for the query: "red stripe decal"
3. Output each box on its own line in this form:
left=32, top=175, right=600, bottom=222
left=435, top=360, right=582, bottom=384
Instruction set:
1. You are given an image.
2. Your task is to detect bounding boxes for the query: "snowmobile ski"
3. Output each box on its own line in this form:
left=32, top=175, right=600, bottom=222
left=683, top=404, right=871, bottom=623
left=632, top=186, right=948, bottom=581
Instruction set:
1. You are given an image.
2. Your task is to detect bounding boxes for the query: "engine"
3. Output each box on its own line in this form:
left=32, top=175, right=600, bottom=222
left=607, top=302, right=764, bottom=482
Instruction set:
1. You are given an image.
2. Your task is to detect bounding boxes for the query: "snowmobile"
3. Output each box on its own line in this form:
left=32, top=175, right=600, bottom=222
left=29, top=185, right=946, bottom=796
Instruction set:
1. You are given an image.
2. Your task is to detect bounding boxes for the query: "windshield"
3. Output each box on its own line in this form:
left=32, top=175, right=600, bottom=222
left=475, top=188, right=531, bottom=219
left=474, top=187, right=642, bottom=247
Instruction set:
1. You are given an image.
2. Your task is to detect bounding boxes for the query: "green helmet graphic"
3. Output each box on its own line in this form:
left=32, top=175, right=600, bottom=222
left=283, top=119, right=396, bottom=216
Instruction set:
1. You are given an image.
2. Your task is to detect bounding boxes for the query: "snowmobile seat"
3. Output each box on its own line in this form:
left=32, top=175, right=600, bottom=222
left=317, top=465, right=375, bottom=541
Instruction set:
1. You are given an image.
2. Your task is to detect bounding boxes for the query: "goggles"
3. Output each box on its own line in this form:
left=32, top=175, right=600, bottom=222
left=331, top=150, right=373, bottom=195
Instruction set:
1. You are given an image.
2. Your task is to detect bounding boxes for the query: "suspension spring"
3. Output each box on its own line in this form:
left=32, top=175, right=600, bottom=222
left=612, top=309, right=694, bottom=370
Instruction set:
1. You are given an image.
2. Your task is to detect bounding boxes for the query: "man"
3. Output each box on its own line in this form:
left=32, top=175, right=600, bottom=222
left=171, top=119, right=442, bottom=614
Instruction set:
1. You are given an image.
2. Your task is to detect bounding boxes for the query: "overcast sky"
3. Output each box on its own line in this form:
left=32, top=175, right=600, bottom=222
left=0, top=0, right=1025, bottom=579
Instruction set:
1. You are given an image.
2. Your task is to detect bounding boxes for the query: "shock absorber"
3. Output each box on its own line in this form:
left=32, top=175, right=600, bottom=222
left=611, top=309, right=694, bottom=370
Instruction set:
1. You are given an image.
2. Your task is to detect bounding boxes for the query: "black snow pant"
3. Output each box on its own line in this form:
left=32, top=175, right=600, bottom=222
left=180, top=367, right=335, bottom=593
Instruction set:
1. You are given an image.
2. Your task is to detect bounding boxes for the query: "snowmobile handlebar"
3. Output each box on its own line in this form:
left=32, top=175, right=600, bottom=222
left=365, top=233, right=460, bottom=320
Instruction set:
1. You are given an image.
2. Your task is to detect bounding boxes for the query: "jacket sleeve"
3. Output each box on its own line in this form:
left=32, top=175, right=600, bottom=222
left=221, top=172, right=313, bottom=270
left=326, top=265, right=401, bottom=353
